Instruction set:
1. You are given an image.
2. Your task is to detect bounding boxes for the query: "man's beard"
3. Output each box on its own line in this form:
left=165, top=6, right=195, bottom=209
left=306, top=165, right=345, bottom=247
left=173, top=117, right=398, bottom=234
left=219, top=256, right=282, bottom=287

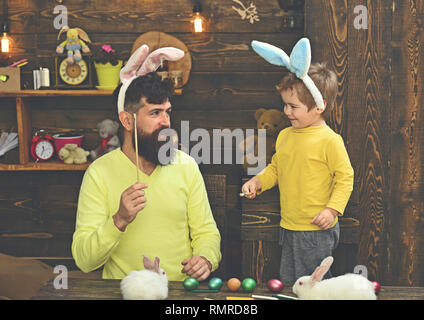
left=133, top=126, right=176, bottom=166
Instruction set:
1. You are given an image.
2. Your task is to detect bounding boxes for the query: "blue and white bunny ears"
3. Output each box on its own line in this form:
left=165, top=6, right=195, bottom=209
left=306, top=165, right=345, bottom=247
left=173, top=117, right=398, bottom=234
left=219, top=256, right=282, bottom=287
left=117, top=44, right=185, bottom=114
left=251, top=38, right=325, bottom=110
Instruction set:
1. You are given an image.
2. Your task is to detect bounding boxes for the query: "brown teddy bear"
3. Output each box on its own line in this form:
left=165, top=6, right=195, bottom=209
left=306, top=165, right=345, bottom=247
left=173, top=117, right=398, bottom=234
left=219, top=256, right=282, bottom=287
left=238, top=108, right=286, bottom=175
left=90, top=119, right=121, bottom=160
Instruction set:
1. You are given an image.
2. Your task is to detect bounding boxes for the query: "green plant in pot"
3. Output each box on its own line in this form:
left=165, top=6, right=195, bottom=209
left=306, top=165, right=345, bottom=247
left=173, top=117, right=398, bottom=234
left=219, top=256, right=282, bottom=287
left=93, top=44, right=123, bottom=90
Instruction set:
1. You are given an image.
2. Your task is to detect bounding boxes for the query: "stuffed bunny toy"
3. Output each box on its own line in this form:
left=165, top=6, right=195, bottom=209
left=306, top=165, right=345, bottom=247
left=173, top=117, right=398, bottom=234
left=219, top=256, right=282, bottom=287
left=251, top=38, right=325, bottom=111
left=117, top=44, right=184, bottom=115
left=120, top=255, right=168, bottom=300
left=56, top=26, right=91, bottom=64
left=292, top=256, right=377, bottom=300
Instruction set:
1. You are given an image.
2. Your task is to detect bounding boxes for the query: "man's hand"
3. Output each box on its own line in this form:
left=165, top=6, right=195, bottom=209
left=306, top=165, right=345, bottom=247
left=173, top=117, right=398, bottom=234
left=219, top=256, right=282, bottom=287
left=181, top=256, right=212, bottom=281
left=113, top=182, right=148, bottom=232
left=310, top=207, right=339, bottom=230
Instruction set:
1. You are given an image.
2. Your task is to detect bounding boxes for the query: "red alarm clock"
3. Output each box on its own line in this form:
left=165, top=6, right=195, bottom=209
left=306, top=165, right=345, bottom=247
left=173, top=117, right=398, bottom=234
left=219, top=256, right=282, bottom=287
left=30, top=130, right=55, bottom=161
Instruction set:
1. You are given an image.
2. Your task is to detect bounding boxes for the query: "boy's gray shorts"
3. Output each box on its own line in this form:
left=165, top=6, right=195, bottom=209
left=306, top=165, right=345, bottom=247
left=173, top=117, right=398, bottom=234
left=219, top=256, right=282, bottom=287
left=278, top=222, right=340, bottom=285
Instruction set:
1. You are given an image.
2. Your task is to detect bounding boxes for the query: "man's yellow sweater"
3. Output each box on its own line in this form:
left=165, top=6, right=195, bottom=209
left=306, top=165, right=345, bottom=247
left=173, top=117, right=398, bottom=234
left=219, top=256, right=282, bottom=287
left=257, top=125, right=354, bottom=231
left=72, top=149, right=221, bottom=280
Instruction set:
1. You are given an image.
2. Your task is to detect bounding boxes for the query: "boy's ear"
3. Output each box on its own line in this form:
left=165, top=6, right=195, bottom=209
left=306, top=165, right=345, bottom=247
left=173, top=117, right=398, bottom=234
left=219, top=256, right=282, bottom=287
left=316, top=100, right=327, bottom=114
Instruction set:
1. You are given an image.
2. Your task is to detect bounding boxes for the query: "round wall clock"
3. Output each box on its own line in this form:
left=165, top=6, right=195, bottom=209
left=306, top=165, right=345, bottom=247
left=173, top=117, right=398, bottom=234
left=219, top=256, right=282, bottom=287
left=59, top=59, right=88, bottom=85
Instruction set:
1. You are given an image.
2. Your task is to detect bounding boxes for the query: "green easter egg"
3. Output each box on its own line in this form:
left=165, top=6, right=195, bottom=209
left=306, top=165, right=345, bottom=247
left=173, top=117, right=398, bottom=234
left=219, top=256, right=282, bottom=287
left=208, top=277, right=223, bottom=290
left=183, top=277, right=199, bottom=291
left=242, top=278, right=257, bottom=292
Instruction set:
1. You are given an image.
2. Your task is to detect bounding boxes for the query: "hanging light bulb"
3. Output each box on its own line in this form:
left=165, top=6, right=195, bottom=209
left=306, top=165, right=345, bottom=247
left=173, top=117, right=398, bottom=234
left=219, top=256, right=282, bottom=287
left=1, top=0, right=11, bottom=53
left=192, top=2, right=204, bottom=33
left=1, top=28, right=10, bottom=53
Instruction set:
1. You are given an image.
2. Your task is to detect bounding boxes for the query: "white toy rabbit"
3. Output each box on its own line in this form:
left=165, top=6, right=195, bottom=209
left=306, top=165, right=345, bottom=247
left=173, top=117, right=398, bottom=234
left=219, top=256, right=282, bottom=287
left=120, top=255, right=168, bottom=300
left=292, top=256, right=377, bottom=300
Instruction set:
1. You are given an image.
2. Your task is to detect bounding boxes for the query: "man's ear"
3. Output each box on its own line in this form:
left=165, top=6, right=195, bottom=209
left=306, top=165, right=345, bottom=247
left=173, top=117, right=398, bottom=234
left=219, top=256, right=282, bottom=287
left=119, top=111, right=134, bottom=131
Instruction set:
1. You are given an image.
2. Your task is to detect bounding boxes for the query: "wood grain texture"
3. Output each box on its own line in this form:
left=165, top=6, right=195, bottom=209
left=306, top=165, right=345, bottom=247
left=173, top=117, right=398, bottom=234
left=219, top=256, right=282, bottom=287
left=16, top=97, right=31, bottom=164
left=388, top=0, right=424, bottom=286
left=0, top=0, right=304, bottom=282
left=306, top=0, right=424, bottom=286
left=346, top=0, right=392, bottom=285
left=32, top=278, right=424, bottom=300
left=241, top=239, right=281, bottom=284
left=5, top=0, right=287, bottom=34
left=7, top=0, right=423, bottom=286
left=305, top=0, right=348, bottom=137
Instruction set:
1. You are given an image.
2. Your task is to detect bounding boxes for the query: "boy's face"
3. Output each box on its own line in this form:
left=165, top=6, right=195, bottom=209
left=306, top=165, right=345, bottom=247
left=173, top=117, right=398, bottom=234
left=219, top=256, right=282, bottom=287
left=281, top=88, right=325, bottom=129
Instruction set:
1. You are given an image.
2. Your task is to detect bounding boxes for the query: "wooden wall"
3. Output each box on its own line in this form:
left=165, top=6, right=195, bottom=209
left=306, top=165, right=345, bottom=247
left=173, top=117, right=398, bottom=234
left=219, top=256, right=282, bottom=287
left=0, top=0, right=302, bottom=279
left=306, top=0, right=424, bottom=286
left=1, top=0, right=422, bottom=286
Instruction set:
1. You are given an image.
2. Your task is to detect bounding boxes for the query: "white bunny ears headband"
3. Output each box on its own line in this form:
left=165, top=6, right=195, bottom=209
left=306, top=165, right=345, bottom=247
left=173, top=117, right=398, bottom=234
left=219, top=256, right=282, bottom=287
left=117, top=44, right=185, bottom=114
left=251, top=38, right=325, bottom=110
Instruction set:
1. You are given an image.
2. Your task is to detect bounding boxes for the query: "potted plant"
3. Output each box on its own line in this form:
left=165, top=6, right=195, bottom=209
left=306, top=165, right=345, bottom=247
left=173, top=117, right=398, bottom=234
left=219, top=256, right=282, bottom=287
left=93, top=44, right=123, bottom=90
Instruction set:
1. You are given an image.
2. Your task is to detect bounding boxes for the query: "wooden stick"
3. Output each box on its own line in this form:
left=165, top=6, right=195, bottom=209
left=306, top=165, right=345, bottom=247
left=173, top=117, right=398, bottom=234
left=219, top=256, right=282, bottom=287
left=273, top=294, right=298, bottom=300
left=239, top=192, right=253, bottom=197
left=133, top=113, right=139, bottom=183
left=251, top=294, right=279, bottom=300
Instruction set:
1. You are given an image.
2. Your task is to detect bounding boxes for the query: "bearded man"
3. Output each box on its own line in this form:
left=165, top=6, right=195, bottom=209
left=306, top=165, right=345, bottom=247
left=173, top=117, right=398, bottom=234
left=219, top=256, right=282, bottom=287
left=72, top=72, right=221, bottom=281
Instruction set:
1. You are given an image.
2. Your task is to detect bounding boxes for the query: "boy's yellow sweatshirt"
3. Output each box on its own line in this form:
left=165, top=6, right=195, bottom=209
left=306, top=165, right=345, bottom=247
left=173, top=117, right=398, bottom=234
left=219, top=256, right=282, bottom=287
left=257, top=125, right=354, bottom=231
left=72, top=149, right=221, bottom=280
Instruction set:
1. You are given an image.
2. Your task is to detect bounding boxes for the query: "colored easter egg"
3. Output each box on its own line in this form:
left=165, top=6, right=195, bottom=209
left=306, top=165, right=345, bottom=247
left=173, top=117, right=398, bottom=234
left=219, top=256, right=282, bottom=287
left=241, top=278, right=257, bottom=292
left=208, top=277, right=223, bottom=290
left=183, top=277, right=199, bottom=291
left=227, top=278, right=241, bottom=292
left=267, top=279, right=284, bottom=292
left=372, top=281, right=381, bottom=295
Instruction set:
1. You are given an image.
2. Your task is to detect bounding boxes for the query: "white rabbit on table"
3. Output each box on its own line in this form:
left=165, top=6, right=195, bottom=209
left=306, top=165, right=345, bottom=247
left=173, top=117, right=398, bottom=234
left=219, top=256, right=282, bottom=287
left=292, top=256, right=377, bottom=300
left=120, top=255, right=168, bottom=300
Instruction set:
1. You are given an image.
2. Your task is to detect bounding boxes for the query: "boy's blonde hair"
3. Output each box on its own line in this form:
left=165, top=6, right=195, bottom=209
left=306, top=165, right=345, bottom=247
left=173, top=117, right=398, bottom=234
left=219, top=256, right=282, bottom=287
left=276, top=62, right=338, bottom=117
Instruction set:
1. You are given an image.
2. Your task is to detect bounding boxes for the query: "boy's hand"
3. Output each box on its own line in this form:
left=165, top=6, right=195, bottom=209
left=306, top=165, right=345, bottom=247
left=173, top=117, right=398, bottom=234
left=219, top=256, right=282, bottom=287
left=241, top=177, right=262, bottom=199
left=310, top=207, right=339, bottom=230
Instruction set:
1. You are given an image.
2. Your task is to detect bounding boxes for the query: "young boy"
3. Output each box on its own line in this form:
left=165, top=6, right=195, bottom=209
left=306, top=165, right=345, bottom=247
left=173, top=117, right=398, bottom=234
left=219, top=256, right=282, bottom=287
left=242, top=61, right=354, bottom=285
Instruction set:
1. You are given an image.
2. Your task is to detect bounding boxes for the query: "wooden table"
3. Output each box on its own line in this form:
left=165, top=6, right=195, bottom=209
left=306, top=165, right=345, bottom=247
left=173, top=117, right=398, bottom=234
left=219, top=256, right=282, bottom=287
left=32, top=277, right=424, bottom=300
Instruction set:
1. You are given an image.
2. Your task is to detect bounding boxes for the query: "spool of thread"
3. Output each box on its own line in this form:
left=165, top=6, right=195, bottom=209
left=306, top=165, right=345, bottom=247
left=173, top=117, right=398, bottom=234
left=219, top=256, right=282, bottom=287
left=40, top=68, right=50, bottom=88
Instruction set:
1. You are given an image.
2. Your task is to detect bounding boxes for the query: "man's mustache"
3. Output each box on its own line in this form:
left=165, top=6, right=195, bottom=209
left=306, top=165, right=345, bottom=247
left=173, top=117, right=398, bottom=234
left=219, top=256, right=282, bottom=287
left=139, top=126, right=170, bottom=138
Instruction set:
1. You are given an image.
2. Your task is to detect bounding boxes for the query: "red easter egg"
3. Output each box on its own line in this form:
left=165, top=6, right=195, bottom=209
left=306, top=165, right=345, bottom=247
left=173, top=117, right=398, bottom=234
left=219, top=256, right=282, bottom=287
left=372, top=281, right=381, bottom=294
left=267, top=279, right=284, bottom=292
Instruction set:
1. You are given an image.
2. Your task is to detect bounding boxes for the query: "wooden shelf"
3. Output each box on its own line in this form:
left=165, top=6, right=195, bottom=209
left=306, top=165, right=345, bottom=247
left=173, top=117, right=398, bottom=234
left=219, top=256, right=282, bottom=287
left=0, top=90, right=107, bottom=171
left=0, top=88, right=181, bottom=98
left=0, top=89, right=114, bottom=98
left=0, top=88, right=183, bottom=171
left=0, top=160, right=91, bottom=171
